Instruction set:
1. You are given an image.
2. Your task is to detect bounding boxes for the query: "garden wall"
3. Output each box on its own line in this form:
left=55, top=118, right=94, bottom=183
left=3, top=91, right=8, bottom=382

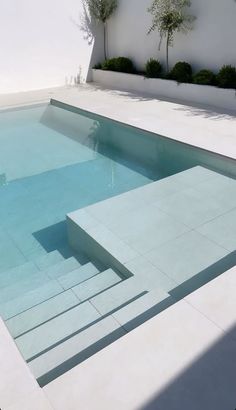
left=0, top=0, right=104, bottom=94
left=107, top=0, right=236, bottom=72
left=1, top=0, right=236, bottom=94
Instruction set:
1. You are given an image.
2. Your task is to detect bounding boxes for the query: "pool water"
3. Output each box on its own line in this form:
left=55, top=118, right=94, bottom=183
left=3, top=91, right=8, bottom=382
left=0, top=104, right=156, bottom=273
left=1, top=101, right=236, bottom=385
left=4, top=101, right=233, bottom=274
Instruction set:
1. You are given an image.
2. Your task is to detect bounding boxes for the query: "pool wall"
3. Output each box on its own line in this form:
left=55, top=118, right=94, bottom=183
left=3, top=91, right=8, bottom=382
left=50, top=100, right=236, bottom=180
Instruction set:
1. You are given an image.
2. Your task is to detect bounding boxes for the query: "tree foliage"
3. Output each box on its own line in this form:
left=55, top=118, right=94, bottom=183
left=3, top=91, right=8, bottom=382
left=148, top=0, right=195, bottom=72
left=86, top=0, right=117, bottom=23
left=85, top=0, right=117, bottom=60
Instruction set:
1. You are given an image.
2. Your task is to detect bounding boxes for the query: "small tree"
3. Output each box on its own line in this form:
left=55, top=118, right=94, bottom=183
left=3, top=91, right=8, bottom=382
left=148, top=0, right=195, bottom=73
left=85, top=0, right=118, bottom=60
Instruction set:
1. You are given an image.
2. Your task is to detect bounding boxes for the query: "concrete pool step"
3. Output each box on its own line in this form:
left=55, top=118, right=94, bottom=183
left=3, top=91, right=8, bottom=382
left=0, top=250, right=69, bottom=291
left=5, top=266, right=116, bottom=337
left=15, top=276, right=146, bottom=361
left=0, top=270, right=51, bottom=304
left=72, top=268, right=122, bottom=302
left=0, top=261, right=39, bottom=289
left=42, top=256, right=82, bottom=280
left=57, top=262, right=100, bottom=290
left=0, top=261, right=102, bottom=320
left=6, top=290, right=80, bottom=338
left=33, top=250, right=64, bottom=270
left=29, top=316, right=126, bottom=386
left=112, top=288, right=174, bottom=331
left=16, top=301, right=102, bottom=361
left=0, top=279, right=64, bottom=320
left=28, top=288, right=172, bottom=385
left=0, top=256, right=80, bottom=303
left=89, top=276, right=147, bottom=315
left=0, top=250, right=71, bottom=291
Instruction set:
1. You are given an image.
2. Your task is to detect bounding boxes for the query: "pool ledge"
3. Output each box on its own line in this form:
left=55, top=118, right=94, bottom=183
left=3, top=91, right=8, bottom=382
left=52, top=83, right=236, bottom=161
left=67, top=166, right=236, bottom=301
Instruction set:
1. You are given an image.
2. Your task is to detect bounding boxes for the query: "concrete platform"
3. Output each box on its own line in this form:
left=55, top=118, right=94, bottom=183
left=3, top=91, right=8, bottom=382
left=68, top=166, right=236, bottom=301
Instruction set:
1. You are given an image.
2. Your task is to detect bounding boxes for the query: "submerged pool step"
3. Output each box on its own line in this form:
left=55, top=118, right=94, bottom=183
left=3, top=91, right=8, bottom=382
left=6, top=290, right=80, bottom=338
left=0, top=270, right=51, bottom=304
left=42, top=256, right=81, bottom=280
left=33, top=250, right=64, bottom=271
left=5, top=265, right=114, bottom=337
left=15, top=274, right=144, bottom=362
left=0, top=261, right=39, bottom=290
left=29, top=316, right=126, bottom=386
left=57, top=262, right=100, bottom=290
left=0, top=279, right=64, bottom=320
left=0, top=256, right=79, bottom=304
left=89, top=277, right=147, bottom=316
left=16, top=301, right=101, bottom=361
left=72, top=268, right=121, bottom=301
left=0, top=262, right=99, bottom=320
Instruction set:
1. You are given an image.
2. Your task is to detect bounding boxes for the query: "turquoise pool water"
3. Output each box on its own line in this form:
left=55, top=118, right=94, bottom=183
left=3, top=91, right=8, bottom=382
left=3, top=101, right=235, bottom=274
left=0, top=104, right=155, bottom=273
left=1, top=101, right=236, bottom=385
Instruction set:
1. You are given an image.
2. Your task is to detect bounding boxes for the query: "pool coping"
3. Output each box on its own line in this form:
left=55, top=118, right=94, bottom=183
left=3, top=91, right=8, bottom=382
left=1, top=84, right=236, bottom=161
left=51, top=84, right=236, bottom=161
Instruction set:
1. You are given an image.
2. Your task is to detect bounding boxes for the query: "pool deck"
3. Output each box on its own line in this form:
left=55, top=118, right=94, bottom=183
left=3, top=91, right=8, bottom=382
left=0, top=85, right=236, bottom=409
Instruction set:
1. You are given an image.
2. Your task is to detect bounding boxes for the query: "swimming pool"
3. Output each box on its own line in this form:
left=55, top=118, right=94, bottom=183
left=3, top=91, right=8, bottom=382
left=1, top=101, right=236, bottom=385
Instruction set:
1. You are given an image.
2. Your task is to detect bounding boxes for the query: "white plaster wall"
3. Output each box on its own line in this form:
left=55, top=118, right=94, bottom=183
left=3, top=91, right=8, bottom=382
left=0, top=0, right=103, bottom=94
left=107, top=0, right=236, bottom=72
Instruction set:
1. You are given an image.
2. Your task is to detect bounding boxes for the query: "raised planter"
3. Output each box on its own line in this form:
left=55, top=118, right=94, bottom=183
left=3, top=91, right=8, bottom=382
left=92, top=69, right=236, bottom=112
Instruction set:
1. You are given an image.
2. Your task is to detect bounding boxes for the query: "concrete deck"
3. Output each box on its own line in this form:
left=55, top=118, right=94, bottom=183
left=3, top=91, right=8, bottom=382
left=0, top=318, right=53, bottom=410
left=0, top=85, right=236, bottom=409
left=44, top=266, right=236, bottom=410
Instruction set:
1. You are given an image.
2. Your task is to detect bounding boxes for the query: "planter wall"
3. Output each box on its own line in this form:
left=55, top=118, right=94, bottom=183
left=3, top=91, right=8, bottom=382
left=92, top=69, right=236, bottom=112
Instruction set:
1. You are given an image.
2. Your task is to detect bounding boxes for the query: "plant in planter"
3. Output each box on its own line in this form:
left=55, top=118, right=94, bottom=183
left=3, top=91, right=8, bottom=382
left=169, top=61, right=192, bottom=83
left=101, top=57, right=135, bottom=73
left=216, top=65, right=236, bottom=89
left=145, top=59, right=163, bottom=78
left=193, top=69, right=216, bottom=86
left=148, top=0, right=196, bottom=73
left=85, top=0, right=118, bottom=60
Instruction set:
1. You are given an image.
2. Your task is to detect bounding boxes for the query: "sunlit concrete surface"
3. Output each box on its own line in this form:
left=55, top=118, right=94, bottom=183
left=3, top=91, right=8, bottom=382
left=0, top=318, right=53, bottom=410
left=44, top=267, right=236, bottom=410
left=1, top=84, right=235, bottom=164
left=52, top=84, right=236, bottom=159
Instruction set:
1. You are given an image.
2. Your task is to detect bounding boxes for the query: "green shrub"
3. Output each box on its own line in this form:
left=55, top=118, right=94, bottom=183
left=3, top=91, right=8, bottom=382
left=169, top=62, right=192, bottom=83
left=145, top=59, right=162, bottom=78
left=93, top=62, right=102, bottom=69
left=193, top=69, right=216, bottom=86
left=216, top=65, right=236, bottom=89
left=101, top=57, right=135, bottom=73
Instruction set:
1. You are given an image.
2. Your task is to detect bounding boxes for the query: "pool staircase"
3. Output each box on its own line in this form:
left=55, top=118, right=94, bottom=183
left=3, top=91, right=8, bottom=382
left=0, top=250, right=173, bottom=386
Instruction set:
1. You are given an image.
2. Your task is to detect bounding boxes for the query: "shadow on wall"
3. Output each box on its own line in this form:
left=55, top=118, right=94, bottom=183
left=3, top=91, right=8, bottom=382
left=70, top=0, right=103, bottom=83
left=139, top=324, right=236, bottom=410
